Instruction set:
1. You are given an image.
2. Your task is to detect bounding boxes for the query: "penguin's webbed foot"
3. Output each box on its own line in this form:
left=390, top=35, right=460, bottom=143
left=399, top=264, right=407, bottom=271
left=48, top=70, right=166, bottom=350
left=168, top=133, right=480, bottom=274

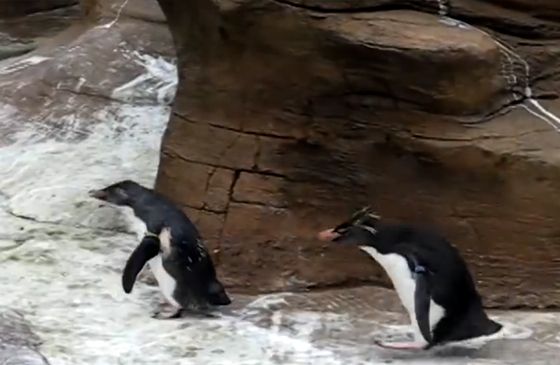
left=151, top=308, right=183, bottom=320
left=375, top=340, right=427, bottom=350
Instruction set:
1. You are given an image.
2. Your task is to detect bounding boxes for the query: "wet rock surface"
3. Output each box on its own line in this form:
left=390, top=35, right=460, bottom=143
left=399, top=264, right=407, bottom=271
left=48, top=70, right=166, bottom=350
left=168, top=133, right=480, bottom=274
left=0, top=3, right=81, bottom=61
left=0, top=1, right=78, bottom=19
left=0, top=309, right=49, bottom=365
left=154, top=0, right=560, bottom=308
left=226, top=287, right=560, bottom=365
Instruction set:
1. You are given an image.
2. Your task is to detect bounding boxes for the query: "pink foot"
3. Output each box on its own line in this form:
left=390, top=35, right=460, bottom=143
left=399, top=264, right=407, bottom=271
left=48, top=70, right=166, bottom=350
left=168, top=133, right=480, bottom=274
left=317, top=228, right=340, bottom=241
left=375, top=341, right=426, bottom=350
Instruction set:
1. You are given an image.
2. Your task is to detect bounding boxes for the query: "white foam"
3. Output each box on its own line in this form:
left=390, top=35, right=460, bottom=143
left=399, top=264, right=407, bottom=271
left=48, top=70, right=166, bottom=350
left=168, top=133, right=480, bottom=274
left=111, top=51, right=177, bottom=105
left=0, top=104, right=168, bottom=229
left=0, top=56, right=51, bottom=75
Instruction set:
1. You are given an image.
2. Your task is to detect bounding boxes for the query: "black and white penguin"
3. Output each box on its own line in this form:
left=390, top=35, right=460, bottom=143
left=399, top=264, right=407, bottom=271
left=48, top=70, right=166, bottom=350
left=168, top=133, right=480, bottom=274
left=88, top=180, right=231, bottom=318
left=317, top=206, right=502, bottom=350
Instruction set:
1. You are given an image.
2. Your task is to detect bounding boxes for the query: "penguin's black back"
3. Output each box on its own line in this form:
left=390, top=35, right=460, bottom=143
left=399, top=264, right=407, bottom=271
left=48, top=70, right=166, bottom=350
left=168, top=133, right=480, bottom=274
left=128, top=186, right=230, bottom=307
left=372, top=223, right=502, bottom=344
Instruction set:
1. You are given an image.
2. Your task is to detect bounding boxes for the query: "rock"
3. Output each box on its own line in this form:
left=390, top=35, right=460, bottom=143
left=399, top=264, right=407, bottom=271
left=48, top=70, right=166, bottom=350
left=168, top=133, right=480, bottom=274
left=0, top=309, right=49, bottom=365
left=0, top=0, right=174, bottom=146
left=0, top=1, right=78, bottom=18
left=0, top=2, right=82, bottom=62
left=0, top=36, right=36, bottom=61
left=155, top=0, right=560, bottom=308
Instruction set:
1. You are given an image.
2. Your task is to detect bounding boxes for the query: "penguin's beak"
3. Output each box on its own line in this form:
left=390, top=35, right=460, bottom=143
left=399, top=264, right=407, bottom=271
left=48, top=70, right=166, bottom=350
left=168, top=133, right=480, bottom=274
left=317, top=228, right=340, bottom=241
left=88, top=189, right=107, bottom=200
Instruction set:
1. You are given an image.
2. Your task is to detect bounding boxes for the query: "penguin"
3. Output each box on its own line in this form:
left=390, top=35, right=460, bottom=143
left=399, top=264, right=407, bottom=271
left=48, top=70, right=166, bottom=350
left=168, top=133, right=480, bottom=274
left=88, top=180, right=231, bottom=319
left=317, top=206, right=502, bottom=350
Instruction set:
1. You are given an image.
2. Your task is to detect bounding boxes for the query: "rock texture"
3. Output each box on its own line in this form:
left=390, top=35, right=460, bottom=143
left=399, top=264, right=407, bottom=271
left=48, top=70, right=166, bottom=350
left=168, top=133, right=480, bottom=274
left=0, top=1, right=78, bottom=18
left=0, top=0, right=173, bottom=147
left=0, top=1, right=81, bottom=60
left=0, top=309, right=49, bottom=365
left=154, top=0, right=560, bottom=308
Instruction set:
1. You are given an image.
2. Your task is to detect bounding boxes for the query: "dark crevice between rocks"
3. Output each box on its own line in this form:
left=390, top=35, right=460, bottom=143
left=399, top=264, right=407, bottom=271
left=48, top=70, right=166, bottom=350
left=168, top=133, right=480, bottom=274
left=253, top=137, right=262, bottom=170
left=270, top=0, right=425, bottom=14
left=458, top=97, right=526, bottom=125
left=214, top=170, right=241, bottom=267
left=477, top=90, right=560, bottom=125
left=272, top=0, right=560, bottom=39
left=229, top=198, right=287, bottom=209
left=534, top=93, right=559, bottom=100
left=456, top=90, right=559, bottom=125
left=200, top=166, right=218, bottom=213
left=462, top=18, right=560, bottom=40
left=182, top=203, right=225, bottom=215
left=0, top=1, right=79, bottom=18
left=162, top=150, right=290, bottom=179
left=408, top=126, right=552, bottom=143
left=173, top=111, right=299, bottom=140
left=0, top=41, right=36, bottom=61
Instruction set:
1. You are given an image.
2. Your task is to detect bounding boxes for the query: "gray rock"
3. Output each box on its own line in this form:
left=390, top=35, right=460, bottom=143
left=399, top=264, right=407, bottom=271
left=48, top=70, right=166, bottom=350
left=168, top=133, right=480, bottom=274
left=0, top=309, right=49, bottom=365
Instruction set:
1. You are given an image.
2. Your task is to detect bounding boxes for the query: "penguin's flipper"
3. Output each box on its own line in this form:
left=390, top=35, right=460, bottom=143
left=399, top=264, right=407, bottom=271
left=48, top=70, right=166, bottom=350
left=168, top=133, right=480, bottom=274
left=122, top=235, right=160, bottom=294
left=413, top=264, right=433, bottom=344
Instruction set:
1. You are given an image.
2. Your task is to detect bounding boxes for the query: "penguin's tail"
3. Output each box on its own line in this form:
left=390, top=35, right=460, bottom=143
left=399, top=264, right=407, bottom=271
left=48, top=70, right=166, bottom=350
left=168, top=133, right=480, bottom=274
left=206, top=280, right=232, bottom=306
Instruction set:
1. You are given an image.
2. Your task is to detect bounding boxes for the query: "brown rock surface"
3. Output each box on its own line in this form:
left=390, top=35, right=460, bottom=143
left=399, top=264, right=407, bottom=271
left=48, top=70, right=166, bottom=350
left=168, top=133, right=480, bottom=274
left=154, top=0, right=560, bottom=309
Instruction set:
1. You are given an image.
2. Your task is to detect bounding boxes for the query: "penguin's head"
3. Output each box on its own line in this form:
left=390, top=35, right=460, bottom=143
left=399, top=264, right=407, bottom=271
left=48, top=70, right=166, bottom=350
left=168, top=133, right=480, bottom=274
left=317, top=206, right=380, bottom=245
left=88, top=180, right=142, bottom=206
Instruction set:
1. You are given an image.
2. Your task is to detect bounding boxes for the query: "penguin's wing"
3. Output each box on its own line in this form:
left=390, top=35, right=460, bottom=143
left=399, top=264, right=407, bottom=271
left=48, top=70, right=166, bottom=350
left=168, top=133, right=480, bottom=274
left=122, top=235, right=160, bottom=294
left=411, top=259, right=433, bottom=344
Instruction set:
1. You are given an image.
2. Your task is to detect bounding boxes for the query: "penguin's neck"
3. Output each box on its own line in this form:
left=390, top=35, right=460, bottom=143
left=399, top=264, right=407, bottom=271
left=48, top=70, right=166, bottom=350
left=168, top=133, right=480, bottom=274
left=126, top=198, right=151, bottom=226
left=120, top=206, right=149, bottom=240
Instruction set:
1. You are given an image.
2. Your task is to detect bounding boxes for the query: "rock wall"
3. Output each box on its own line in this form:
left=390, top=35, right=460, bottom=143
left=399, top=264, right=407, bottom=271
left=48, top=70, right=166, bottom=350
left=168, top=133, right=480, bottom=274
left=151, top=0, right=560, bottom=308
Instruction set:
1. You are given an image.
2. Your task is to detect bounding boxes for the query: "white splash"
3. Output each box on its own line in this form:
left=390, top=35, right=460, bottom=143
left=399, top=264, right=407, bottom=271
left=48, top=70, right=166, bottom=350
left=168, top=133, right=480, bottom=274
left=0, top=104, right=167, bottom=228
left=0, top=56, right=51, bottom=75
left=244, top=292, right=293, bottom=310
left=111, top=51, right=177, bottom=105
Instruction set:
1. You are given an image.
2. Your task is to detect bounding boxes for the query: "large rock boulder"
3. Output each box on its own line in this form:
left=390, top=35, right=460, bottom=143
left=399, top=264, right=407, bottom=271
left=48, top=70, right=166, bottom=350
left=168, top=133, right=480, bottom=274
left=154, top=0, right=560, bottom=308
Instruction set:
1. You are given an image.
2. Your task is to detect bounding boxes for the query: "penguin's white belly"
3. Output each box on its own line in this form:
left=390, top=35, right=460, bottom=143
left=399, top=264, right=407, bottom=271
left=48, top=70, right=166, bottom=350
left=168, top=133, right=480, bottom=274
left=359, top=246, right=445, bottom=341
left=120, top=207, right=180, bottom=308
left=147, top=255, right=180, bottom=308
